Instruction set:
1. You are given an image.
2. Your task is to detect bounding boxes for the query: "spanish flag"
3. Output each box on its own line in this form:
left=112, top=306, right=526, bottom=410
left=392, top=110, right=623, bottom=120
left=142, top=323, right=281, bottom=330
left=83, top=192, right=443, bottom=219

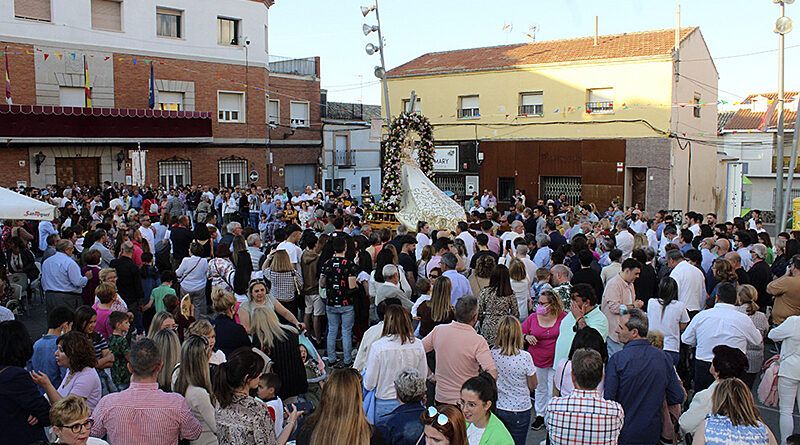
left=4, top=47, right=11, bottom=105
left=83, top=55, right=92, bottom=108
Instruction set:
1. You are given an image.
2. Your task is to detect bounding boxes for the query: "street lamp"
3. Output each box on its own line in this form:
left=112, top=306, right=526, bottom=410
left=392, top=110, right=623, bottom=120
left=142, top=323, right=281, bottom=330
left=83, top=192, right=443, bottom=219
left=362, top=2, right=391, bottom=124
left=774, top=0, right=793, bottom=233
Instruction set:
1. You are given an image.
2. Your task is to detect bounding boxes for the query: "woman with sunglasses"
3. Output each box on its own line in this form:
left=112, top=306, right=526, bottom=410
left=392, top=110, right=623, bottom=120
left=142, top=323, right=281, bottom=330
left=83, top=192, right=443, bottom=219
left=420, top=404, right=468, bottom=445
left=460, top=373, right=514, bottom=445
left=238, top=279, right=303, bottom=334
left=49, top=395, right=109, bottom=444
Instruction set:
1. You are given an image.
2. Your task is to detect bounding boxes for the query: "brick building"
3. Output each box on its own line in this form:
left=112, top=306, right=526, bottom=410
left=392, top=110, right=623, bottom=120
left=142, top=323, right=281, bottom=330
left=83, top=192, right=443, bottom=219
left=0, top=0, right=321, bottom=191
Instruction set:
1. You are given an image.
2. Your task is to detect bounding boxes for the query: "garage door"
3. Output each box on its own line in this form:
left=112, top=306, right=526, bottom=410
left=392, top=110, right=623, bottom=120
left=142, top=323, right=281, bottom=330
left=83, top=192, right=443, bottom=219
left=284, top=164, right=316, bottom=194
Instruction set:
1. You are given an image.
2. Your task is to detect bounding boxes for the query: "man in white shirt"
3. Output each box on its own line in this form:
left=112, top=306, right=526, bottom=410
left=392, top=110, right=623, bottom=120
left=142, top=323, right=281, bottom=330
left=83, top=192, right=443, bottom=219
left=747, top=210, right=761, bottom=231
left=455, top=222, right=476, bottom=264
left=615, top=220, right=634, bottom=259
left=500, top=220, right=525, bottom=255
left=628, top=210, right=647, bottom=234
left=699, top=238, right=716, bottom=274
left=138, top=216, right=156, bottom=253
left=734, top=232, right=754, bottom=271
left=276, top=224, right=304, bottom=274
left=531, top=234, right=552, bottom=270
left=509, top=245, right=537, bottom=283
left=686, top=212, right=701, bottom=238
left=658, top=225, right=679, bottom=264
left=666, top=249, right=706, bottom=314
left=645, top=219, right=659, bottom=252
left=681, top=282, right=761, bottom=392
left=440, top=253, right=472, bottom=305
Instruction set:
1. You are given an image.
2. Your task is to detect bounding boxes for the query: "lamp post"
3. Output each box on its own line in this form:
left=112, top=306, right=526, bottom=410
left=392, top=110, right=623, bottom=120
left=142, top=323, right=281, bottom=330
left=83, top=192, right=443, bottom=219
left=775, top=0, right=794, bottom=233
left=362, top=2, right=391, bottom=123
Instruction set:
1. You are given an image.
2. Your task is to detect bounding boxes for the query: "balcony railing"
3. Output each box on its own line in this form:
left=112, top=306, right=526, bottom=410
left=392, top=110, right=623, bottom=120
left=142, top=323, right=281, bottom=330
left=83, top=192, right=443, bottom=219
left=586, top=101, right=614, bottom=114
left=457, top=108, right=480, bottom=119
left=269, top=55, right=316, bottom=77
left=518, top=104, right=543, bottom=116
left=335, top=150, right=353, bottom=167
left=290, top=118, right=308, bottom=128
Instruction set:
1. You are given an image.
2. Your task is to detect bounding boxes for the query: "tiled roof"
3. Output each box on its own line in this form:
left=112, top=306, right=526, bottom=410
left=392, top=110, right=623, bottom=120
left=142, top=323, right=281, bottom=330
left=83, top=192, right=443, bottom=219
left=741, top=92, right=799, bottom=104
left=326, top=102, right=381, bottom=121
left=720, top=108, right=797, bottom=132
left=387, top=27, right=697, bottom=78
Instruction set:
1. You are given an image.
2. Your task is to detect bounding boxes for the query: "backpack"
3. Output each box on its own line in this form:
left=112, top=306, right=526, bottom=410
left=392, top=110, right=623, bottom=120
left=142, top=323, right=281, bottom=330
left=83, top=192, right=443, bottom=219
left=757, top=355, right=780, bottom=407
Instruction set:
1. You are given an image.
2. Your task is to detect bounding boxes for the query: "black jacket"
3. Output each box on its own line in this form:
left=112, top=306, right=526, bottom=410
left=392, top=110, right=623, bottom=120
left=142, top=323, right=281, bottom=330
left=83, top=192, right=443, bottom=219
left=572, top=268, right=604, bottom=301
left=748, top=260, right=773, bottom=309
left=214, top=314, right=252, bottom=357
left=170, top=226, right=194, bottom=263
left=111, top=256, right=144, bottom=306
left=6, top=248, right=39, bottom=281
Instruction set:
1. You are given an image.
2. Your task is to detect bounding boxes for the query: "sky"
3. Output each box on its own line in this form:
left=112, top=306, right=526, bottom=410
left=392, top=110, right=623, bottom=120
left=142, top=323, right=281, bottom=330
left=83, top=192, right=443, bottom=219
left=268, top=0, right=800, bottom=107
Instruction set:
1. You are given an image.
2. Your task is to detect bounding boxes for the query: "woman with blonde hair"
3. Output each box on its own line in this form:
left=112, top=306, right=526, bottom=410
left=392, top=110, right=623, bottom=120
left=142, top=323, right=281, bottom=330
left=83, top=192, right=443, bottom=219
left=238, top=279, right=303, bottom=333
left=363, top=305, right=427, bottom=429
left=417, top=276, right=455, bottom=338
left=265, top=249, right=303, bottom=316
left=211, top=287, right=251, bottom=357
left=492, top=316, right=537, bottom=445
left=147, top=310, right=177, bottom=338
left=152, top=328, right=181, bottom=392
left=633, top=232, right=649, bottom=252
left=469, top=255, right=495, bottom=297
left=736, top=285, right=769, bottom=388
left=250, top=305, right=306, bottom=401
left=694, top=378, right=777, bottom=444
left=187, top=319, right=227, bottom=365
left=508, top=259, right=532, bottom=321
left=95, top=267, right=128, bottom=312
left=174, top=335, right=218, bottom=445
left=296, top=368, right=383, bottom=444
left=49, top=395, right=109, bottom=445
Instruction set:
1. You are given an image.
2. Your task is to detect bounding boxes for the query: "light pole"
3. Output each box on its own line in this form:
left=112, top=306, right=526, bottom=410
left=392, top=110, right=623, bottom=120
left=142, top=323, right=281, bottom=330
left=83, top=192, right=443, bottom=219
left=775, top=0, right=794, bottom=233
left=362, top=2, right=391, bottom=123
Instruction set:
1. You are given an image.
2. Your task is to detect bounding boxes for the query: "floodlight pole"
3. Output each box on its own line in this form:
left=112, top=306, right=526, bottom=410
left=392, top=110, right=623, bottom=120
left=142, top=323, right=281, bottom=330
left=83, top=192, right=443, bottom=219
left=776, top=0, right=787, bottom=232
left=374, top=0, right=391, bottom=123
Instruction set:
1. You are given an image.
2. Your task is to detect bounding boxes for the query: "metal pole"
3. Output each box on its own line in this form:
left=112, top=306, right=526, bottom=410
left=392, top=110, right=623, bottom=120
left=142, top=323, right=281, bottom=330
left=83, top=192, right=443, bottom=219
left=776, top=1, right=787, bottom=233
left=784, top=94, right=800, bottom=231
left=374, top=0, right=391, bottom=123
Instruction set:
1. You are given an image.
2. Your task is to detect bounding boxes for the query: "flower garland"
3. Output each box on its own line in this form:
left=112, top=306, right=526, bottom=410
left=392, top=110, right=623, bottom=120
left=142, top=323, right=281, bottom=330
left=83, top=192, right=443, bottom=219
left=379, top=111, right=435, bottom=212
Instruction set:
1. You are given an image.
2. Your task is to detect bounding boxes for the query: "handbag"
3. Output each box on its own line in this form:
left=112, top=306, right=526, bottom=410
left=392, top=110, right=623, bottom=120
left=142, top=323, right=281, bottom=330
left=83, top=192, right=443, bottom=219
left=293, top=271, right=306, bottom=313
left=758, top=354, right=780, bottom=407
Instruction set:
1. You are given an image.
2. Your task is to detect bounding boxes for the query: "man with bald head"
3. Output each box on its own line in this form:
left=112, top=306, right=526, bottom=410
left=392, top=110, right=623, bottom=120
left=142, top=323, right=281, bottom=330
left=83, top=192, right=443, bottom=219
left=41, top=240, right=92, bottom=312
left=714, top=238, right=731, bottom=256
left=699, top=238, right=716, bottom=273
left=724, top=252, right=750, bottom=286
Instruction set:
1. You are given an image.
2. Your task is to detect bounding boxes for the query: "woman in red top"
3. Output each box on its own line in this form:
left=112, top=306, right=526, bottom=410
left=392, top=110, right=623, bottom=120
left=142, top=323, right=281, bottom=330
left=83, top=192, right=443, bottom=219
left=521, top=289, right=566, bottom=430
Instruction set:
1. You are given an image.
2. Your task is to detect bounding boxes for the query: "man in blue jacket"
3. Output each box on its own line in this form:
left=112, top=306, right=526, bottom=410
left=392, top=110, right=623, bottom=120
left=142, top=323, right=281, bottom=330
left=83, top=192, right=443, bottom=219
left=605, top=308, right=685, bottom=445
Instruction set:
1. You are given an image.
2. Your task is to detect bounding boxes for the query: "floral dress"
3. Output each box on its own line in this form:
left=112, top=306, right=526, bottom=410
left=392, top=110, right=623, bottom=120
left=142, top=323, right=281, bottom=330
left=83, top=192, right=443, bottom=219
left=216, top=394, right=278, bottom=445
left=478, top=287, right=519, bottom=346
left=703, top=414, right=768, bottom=445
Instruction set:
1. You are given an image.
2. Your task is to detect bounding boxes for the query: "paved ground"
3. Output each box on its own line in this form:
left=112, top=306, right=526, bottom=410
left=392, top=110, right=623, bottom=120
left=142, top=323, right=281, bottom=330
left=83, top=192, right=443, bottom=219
left=15, top=299, right=799, bottom=444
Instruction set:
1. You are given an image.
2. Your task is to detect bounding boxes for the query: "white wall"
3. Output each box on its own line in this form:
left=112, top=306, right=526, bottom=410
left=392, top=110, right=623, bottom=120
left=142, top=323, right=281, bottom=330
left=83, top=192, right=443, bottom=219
left=0, top=0, right=268, bottom=66
left=322, top=122, right=381, bottom=198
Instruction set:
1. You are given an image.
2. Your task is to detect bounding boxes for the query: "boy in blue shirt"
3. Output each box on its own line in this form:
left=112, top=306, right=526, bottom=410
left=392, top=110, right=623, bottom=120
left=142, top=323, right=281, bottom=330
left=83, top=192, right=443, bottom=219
left=29, top=306, right=73, bottom=394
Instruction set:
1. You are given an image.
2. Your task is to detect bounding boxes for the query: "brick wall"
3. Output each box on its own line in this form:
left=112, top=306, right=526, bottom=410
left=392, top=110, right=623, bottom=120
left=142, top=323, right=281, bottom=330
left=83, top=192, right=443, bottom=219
left=144, top=145, right=267, bottom=189
left=113, top=55, right=268, bottom=140
left=268, top=73, right=322, bottom=142
left=2, top=42, right=36, bottom=105
left=0, top=146, right=32, bottom=188
left=269, top=146, right=321, bottom=188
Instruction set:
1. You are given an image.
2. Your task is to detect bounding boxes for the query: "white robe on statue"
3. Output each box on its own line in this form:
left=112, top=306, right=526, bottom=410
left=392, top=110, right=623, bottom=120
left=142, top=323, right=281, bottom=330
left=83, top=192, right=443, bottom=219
left=395, top=149, right=465, bottom=232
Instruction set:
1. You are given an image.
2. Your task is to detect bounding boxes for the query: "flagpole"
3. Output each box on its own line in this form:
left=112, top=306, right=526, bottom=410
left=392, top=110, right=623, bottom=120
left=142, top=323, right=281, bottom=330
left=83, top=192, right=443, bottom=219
left=4, top=45, right=12, bottom=105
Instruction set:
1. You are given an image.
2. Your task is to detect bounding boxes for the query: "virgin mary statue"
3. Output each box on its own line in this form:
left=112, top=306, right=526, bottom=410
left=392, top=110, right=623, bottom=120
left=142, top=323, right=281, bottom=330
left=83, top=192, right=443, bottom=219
left=394, top=135, right=466, bottom=232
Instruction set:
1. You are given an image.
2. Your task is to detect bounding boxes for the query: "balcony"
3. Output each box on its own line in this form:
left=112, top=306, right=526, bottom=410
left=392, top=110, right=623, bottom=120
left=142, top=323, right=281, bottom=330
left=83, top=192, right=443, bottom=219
left=518, top=104, right=543, bottom=117
left=457, top=108, right=480, bottom=119
left=586, top=101, right=614, bottom=114
left=335, top=150, right=353, bottom=167
left=269, top=55, right=316, bottom=77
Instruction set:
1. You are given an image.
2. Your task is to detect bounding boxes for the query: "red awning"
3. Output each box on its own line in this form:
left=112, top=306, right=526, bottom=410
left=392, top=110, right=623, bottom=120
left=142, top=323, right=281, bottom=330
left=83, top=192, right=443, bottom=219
left=0, top=105, right=213, bottom=139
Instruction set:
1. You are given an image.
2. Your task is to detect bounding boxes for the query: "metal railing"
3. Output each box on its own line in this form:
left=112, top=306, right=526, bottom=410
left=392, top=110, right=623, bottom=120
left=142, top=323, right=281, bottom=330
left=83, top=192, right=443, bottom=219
left=457, top=108, right=480, bottom=119
left=586, top=101, right=614, bottom=114
left=518, top=104, right=543, bottom=116
left=269, top=55, right=316, bottom=77
left=335, top=150, right=353, bottom=167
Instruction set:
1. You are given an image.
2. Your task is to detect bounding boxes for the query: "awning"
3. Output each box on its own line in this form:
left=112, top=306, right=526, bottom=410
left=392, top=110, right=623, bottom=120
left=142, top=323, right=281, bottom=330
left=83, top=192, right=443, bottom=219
left=0, top=187, right=56, bottom=220
left=0, top=105, right=213, bottom=140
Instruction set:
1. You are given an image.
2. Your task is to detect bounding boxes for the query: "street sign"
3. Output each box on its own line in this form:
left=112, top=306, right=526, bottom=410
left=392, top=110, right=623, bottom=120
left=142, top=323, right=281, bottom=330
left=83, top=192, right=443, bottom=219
left=249, top=170, right=259, bottom=182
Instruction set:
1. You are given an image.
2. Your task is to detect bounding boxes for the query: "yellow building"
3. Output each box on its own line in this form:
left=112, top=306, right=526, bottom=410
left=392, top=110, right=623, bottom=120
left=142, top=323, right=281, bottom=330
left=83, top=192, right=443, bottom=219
left=386, top=27, right=720, bottom=214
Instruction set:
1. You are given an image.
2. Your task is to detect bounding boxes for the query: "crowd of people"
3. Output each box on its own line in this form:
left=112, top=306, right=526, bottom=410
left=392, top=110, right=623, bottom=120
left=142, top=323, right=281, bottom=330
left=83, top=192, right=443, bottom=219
left=2, top=181, right=800, bottom=445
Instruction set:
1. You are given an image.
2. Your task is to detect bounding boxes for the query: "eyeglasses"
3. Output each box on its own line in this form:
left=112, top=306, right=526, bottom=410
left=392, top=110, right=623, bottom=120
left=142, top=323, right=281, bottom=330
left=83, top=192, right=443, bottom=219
left=429, top=274, right=440, bottom=279
left=423, top=406, right=449, bottom=426
left=59, top=418, right=94, bottom=433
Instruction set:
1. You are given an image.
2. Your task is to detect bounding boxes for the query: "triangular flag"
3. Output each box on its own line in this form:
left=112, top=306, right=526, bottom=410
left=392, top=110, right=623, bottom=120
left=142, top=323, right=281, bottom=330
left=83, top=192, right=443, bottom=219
left=43, top=53, right=49, bottom=61
left=132, top=58, right=137, bottom=65
left=70, top=52, right=76, bottom=60
left=103, top=56, right=110, bottom=61
left=84, top=55, right=92, bottom=108
left=5, top=47, right=12, bottom=105
left=55, top=52, right=62, bottom=60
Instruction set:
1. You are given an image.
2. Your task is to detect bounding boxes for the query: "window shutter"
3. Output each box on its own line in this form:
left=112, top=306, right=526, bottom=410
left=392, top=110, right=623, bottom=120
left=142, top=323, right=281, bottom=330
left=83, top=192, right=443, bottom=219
left=290, top=102, right=309, bottom=122
left=589, top=88, right=613, bottom=103
left=461, top=96, right=479, bottom=109
left=14, top=0, right=51, bottom=21
left=158, top=91, right=184, bottom=109
left=268, top=100, right=279, bottom=123
left=91, top=0, right=122, bottom=31
left=522, top=92, right=543, bottom=106
left=219, top=93, right=242, bottom=111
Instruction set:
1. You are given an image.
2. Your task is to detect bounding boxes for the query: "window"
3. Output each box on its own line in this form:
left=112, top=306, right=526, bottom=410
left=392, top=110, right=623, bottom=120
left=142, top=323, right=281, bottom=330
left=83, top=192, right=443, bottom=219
left=158, top=91, right=184, bottom=111
left=14, top=0, right=51, bottom=22
left=402, top=98, right=421, bottom=113
left=290, top=101, right=310, bottom=128
left=519, top=91, right=544, bottom=116
left=693, top=93, right=701, bottom=118
left=458, top=95, right=480, bottom=119
left=498, top=177, right=516, bottom=202
left=158, top=159, right=191, bottom=189
left=541, top=176, right=582, bottom=205
left=361, top=176, right=371, bottom=194
left=325, top=178, right=345, bottom=194
left=218, top=92, right=245, bottom=123
left=91, top=0, right=122, bottom=32
left=586, top=88, right=614, bottom=114
left=268, top=99, right=280, bottom=125
left=59, top=87, right=85, bottom=107
left=219, top=159, right=247, bottom=188
left=334, top=134, right=351, bottom=166
left=156, top=7, right=182, bottom=38
left=218, top=17, right=240, bottom=45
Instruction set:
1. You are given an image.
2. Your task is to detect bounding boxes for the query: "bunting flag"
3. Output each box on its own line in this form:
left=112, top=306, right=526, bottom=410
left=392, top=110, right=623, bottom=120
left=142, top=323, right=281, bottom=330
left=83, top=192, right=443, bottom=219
left=758, top=99, right=776, bottom=132
left=4, top=47, right=11, bottom=105
left=83, top=55, right=92, bottom=108
left=148, top=62, right=156, bottom=109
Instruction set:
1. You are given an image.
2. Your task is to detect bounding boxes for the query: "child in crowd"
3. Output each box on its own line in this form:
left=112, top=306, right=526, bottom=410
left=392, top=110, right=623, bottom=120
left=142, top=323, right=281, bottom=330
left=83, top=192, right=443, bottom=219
left=531, top=267, right=552, bottom=302
left=411, top=278, right=431, bottom=337
left=92, top=283, right=117, bottom=340
left=108, top=311, right=131, bottom=390
left=299, top=344, right=326, bottom=410
left=142, top=270, right=176, bottom=314
left=257, top=373, right=285, bottom=436
left=164, top=293, right=194, bottom=342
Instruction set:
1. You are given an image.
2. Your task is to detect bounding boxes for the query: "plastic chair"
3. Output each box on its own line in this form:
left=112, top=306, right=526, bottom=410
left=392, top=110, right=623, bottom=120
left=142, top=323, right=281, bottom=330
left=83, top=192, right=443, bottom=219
left=9, top=283, right=23, bottom=315
left=30, top=262, right=43, bottom=303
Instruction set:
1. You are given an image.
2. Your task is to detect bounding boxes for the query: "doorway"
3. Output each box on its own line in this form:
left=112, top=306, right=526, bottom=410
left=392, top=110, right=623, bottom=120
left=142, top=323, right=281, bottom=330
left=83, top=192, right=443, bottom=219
left=55, top=157, right=100, bottom=187
left=630, top=168, right=647, bottom=210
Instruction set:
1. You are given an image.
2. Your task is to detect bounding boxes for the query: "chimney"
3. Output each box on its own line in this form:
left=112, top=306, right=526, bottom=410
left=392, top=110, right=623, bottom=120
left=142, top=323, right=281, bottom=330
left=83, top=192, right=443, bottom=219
left=594, top=16, right=599, bottom=46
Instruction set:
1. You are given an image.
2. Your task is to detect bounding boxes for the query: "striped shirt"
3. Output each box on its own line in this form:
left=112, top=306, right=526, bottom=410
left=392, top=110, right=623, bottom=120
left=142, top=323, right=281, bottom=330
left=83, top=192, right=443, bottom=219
left=545, top=389, right=624, bottom=445
left=91, top=381, right=202, bottom=445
